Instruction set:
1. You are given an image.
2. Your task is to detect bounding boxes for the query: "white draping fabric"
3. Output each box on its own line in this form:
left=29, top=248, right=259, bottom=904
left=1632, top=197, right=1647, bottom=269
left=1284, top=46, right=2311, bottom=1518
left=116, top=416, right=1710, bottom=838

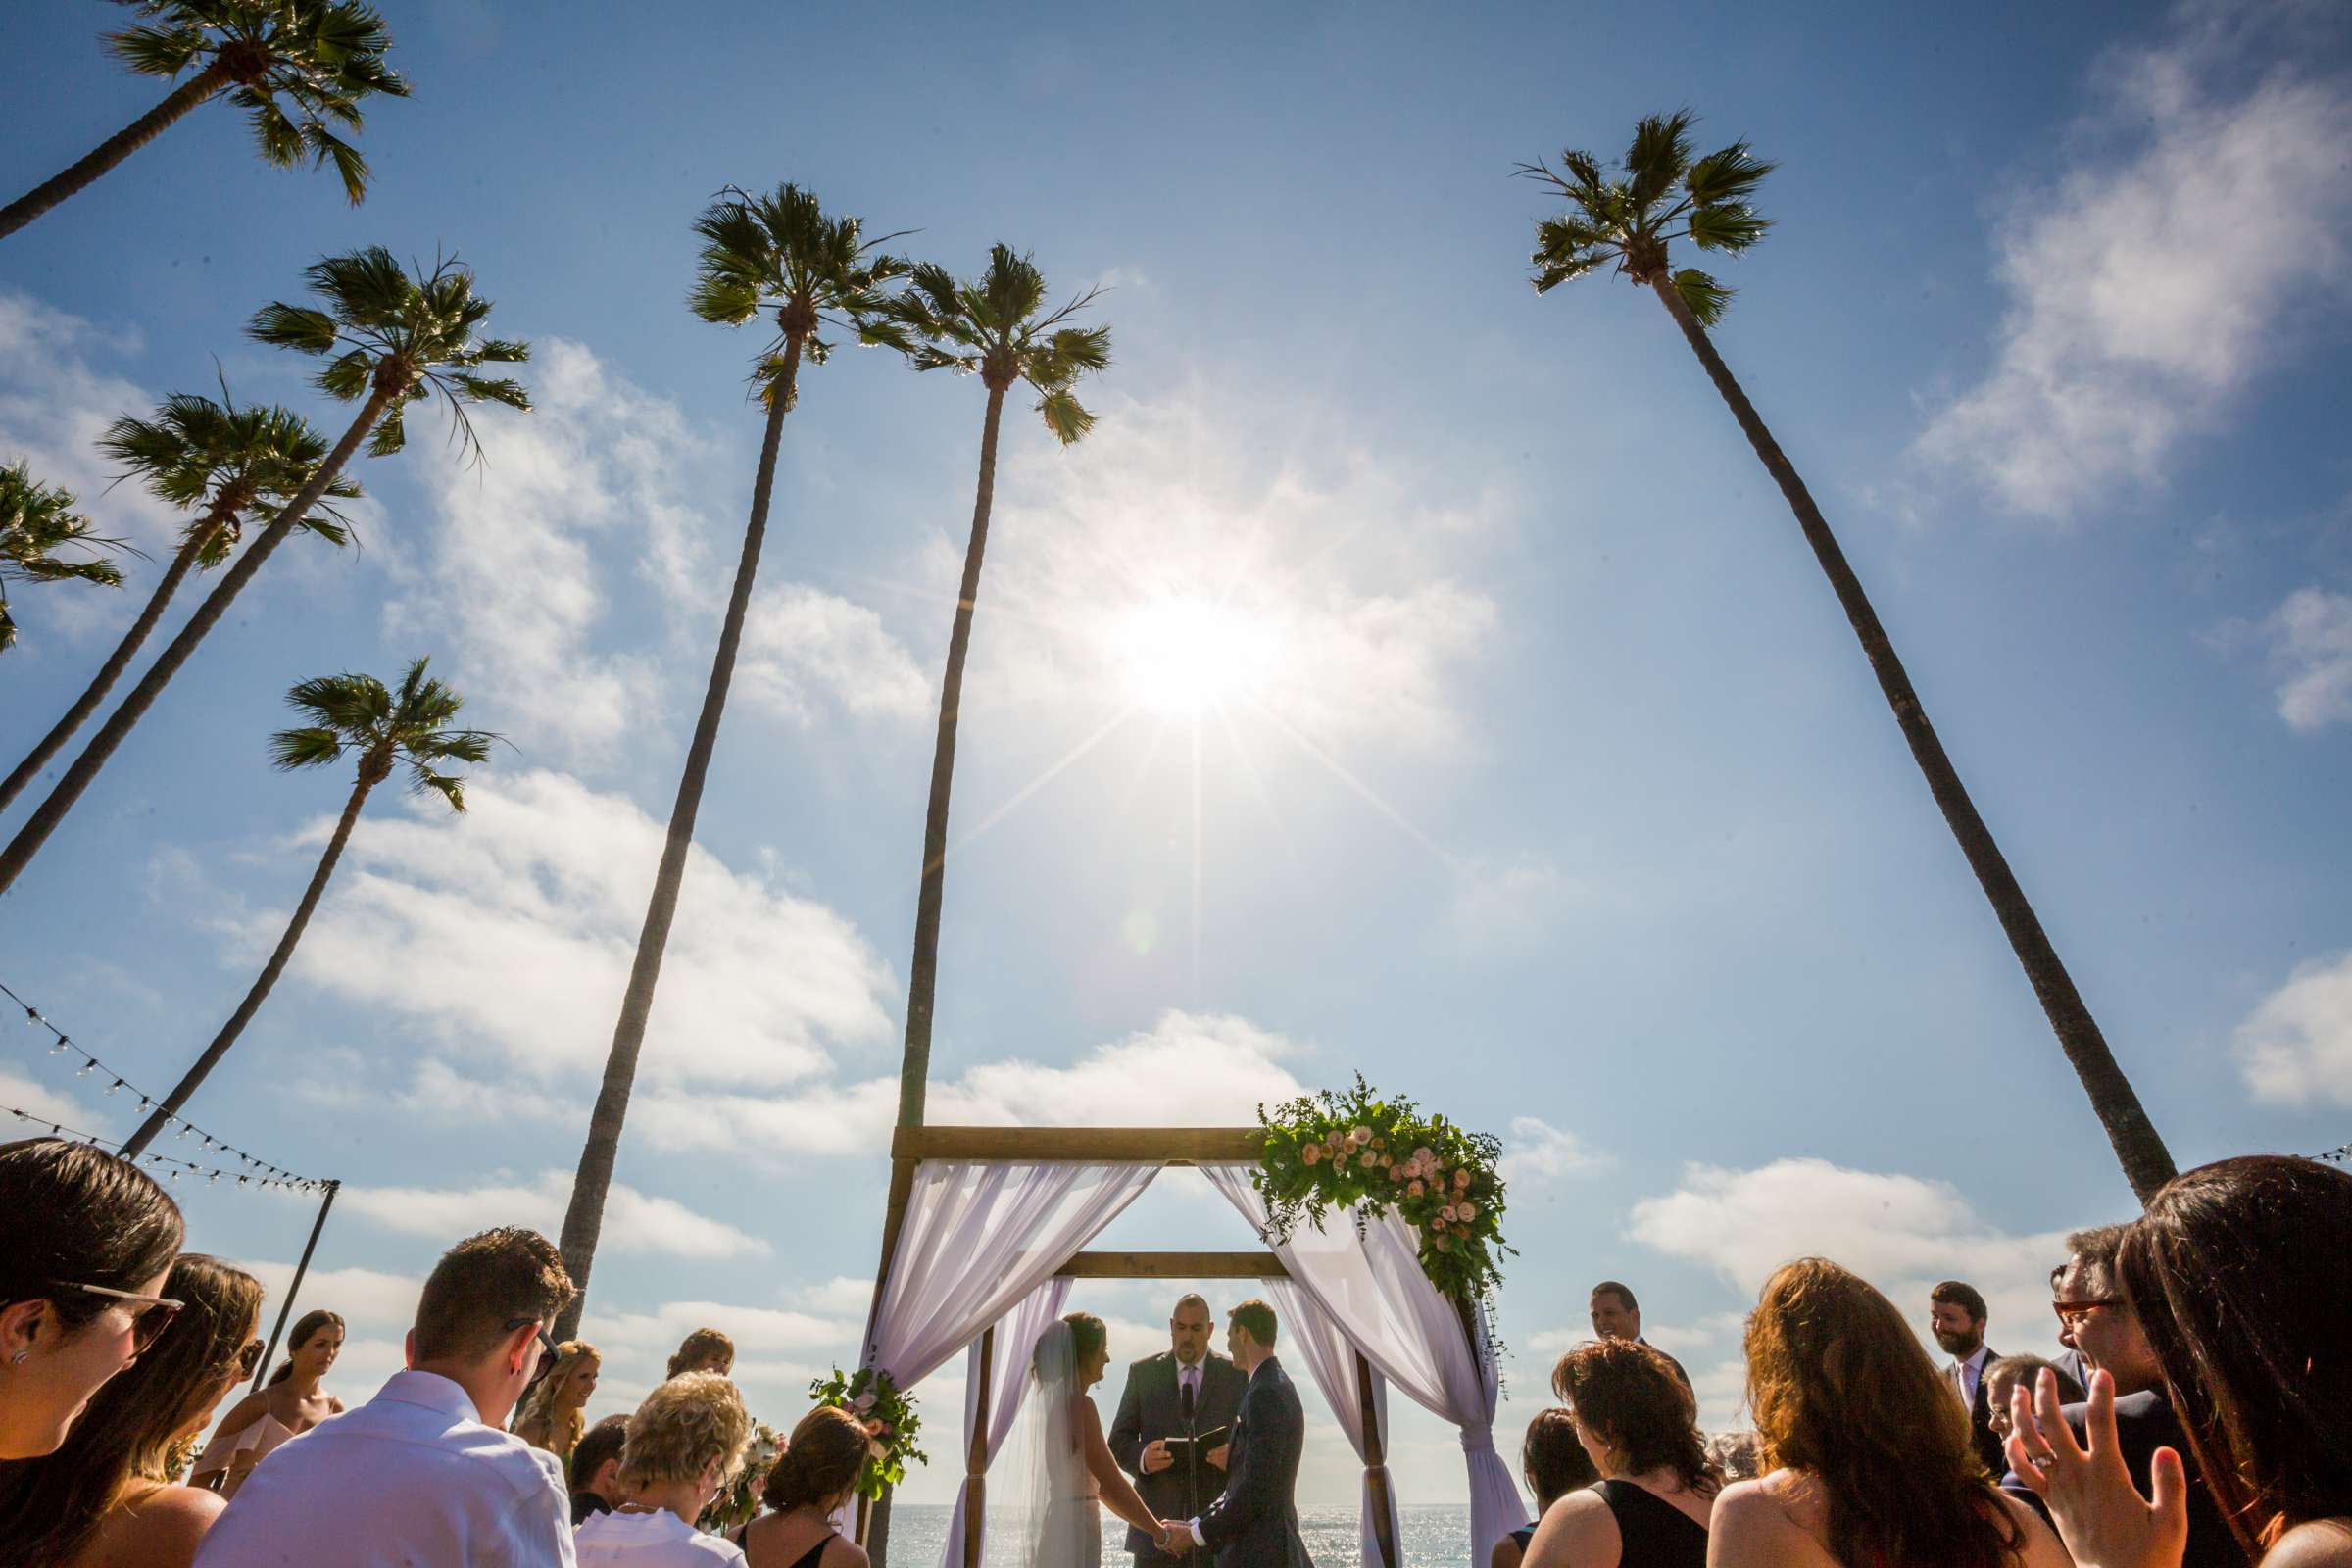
left=864, top=1159, right=1157, bottom=1390
left=1206, top=1167, right=1529, bottom=1561
left=1267, top=1275, right=1400, bottom=1568
left=938, top=1277, right=1070, bottom=1568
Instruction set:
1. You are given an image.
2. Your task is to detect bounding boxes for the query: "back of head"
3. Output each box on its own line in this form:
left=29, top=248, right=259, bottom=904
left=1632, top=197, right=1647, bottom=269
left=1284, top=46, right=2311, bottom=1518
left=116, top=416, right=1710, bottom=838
left=0, top=1138, right=183, bottom=1331
left=0, top=1254, right=260, bottom=1567
left=620, top=1370, right=750, bottom=1490
left=764, top=1404, right=867, bottom=1513
left=666, top=1326, right=734, bottom=1380
left=1549, top=1338, right=1714, bottom=1494
left=1230, top=1298, right=1277, bottom=1348
left=412, top=1227, right=572, bottom=1365
left=2119, top=1154, right=2352, bottom=1551
left=571, top=1414, right=629, bottom=1492
left=1521, top=1405, right=1600, bottom=1506
left=2063, top=1222, right=2131, bottom=1293
left=1746, top=1258, right=2018, bottom=1568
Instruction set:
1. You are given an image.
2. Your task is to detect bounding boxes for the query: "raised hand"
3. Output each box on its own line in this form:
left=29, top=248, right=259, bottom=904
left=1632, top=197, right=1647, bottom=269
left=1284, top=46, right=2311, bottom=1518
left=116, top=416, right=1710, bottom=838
left=2005, top=1368, right=2187, bottom=1568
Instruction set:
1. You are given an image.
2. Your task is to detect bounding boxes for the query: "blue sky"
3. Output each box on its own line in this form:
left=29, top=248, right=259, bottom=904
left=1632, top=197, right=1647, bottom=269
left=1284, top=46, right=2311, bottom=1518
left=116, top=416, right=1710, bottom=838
left=4, top=0, right=2350, bottom=1507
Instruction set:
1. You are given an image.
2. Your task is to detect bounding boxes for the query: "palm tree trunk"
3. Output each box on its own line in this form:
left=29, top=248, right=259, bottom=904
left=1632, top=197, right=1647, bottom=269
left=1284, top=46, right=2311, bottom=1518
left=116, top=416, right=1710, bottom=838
left=0, top=513, right=228, bottom=814
left=122, top=756, right=385, bottom=1156
left=0, top=63, right=230, bottom=242
left=552, top=337, right=802, bottom=1340
left=1643, top=272, right=2178, bottom=1203
left=0, top=379, right=400, bottom=898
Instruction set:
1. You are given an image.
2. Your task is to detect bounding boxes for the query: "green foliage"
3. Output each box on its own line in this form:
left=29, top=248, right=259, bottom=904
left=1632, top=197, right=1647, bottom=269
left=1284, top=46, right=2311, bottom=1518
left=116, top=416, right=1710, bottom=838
left=1252, top=1075, right=1513, bottom=1309
left=0, top=462, right=130, bottom=651
left=98, top=380, right=361, bottom=565
left=1518, top=109, right=1778, bottom=321
left=249, top=247, right=531, bottom=465
left=889, top=245, right=1111, bottom=444
left=687, top=182, right=914, bottom=404
left=107, top=0, right=408, bottom=203
left=696, top=1421, right=781, bottom=1536
left=269, top=656, right=497, bottom=811
left=808, top=1367, right=924, bottom=1499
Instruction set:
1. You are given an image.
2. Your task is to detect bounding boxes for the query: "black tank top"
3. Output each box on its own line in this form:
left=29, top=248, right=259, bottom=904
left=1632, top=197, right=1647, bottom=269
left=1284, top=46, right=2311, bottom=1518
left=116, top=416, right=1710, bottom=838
left=1594, top=1479, right=1709, bottom=1568
left=730, top=1523, right=837, bottom=1568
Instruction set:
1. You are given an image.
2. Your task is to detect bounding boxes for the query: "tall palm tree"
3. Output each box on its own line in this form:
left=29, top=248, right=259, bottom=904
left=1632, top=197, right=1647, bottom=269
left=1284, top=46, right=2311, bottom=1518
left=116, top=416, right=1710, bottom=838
left=1520, top=112, right=2177, bottom=1202
left=0, top=246, right=528, bottom=897
left=550, top=185, right=910, bottom=1339
left=0, top=0, right=406, bottom=242
left=0, top=387, right=360, bottom=813
left=0, top=463, right=128, bottom=653
left=122, top=659, right=492, bottom=1154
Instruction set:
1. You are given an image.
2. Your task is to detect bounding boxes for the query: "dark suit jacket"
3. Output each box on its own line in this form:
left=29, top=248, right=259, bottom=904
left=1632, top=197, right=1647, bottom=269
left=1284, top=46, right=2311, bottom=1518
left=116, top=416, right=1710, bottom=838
left=1963, top=1347, right=2006, bottom=1478
left=1197, top=1357, right=1312, bottom=1568
left=1109, top=1350, right=1249, bottom=1554
left=2002, top=1388, right=2244, bottom=1568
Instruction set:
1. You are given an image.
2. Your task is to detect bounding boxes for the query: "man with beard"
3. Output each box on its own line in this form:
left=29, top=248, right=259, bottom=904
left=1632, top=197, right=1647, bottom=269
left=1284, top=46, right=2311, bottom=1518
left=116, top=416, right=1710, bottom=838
left=1930, top=1280, right=2005, bottom=1477
left=1110, top=1294, right=1246, bottom=1566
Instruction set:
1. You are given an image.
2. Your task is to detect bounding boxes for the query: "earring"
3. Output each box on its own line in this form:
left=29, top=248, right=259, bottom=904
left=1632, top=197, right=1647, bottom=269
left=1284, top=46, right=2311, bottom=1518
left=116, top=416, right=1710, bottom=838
left=9, top=1351, right=27, bottom=1365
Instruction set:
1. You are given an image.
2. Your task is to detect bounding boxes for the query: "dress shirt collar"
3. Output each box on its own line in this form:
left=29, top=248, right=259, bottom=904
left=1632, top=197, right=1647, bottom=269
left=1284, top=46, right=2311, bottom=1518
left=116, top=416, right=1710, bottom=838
left=373, top=1368, right=488, bottom=1425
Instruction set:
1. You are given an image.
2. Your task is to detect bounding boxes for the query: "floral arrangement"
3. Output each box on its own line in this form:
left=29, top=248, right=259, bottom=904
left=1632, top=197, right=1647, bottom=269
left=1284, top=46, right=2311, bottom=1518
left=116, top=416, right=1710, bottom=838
left=1251, top=1076, right=1511, bottom=1306
left=808, top=1366, right=925, bottom=1499
left=697, top=1420, right=781, bottom=1536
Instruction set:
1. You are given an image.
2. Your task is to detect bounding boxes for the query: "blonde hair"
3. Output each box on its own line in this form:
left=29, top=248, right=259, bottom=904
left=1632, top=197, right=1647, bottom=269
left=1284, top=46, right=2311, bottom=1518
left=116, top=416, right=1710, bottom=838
left=621, top=1371, right=752, bottom=1489
left=514, top=1340, right=600, bottom=1460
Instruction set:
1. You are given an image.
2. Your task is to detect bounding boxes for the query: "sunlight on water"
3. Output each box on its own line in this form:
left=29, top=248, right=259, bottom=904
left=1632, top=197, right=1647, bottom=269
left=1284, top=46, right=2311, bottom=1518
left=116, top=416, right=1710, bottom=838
left=880, top=1503, right=1472, bottom=1567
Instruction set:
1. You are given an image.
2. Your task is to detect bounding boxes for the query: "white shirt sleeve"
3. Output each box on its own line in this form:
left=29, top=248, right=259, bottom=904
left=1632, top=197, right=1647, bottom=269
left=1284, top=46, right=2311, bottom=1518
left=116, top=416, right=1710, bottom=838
left=499, top=1460, right=578, bottom=1567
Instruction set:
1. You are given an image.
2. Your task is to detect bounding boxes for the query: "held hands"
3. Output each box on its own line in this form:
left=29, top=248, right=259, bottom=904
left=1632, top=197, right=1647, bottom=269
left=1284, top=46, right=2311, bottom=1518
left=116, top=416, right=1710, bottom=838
left=1141, top=1437, right=1175, bottom=1475
left=1204, top=1443, right=1230, bottom=1472
left=2005, top=1368, right=2188, bottom=1568
left=1152, top=1519, right=1194, bottom=1555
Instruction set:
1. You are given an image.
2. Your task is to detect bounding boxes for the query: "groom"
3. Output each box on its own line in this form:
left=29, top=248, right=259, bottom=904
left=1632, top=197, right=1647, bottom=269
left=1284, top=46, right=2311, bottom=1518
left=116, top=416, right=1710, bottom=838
left=1156, top=1299, right=1311, bottom=1567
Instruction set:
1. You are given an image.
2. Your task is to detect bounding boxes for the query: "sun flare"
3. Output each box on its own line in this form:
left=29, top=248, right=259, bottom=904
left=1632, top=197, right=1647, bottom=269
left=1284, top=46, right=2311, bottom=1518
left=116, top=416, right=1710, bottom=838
left=1111, top=597, right=1281, bottom=716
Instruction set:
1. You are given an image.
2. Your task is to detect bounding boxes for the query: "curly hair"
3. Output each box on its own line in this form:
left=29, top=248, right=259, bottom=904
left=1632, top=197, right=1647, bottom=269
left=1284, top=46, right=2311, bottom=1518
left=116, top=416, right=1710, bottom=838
left=514, top=1340, right=600, bottom=1460
left=666, top=1326, right=734, bottom=1379
left=1746, top=1258, right=2020, bottom=1568
left=620, top=1370, right=751, bottom=1489
left=764, top=1404, right=867, bottom=1512
left=1550, top=1338, right=1716, bottom=1495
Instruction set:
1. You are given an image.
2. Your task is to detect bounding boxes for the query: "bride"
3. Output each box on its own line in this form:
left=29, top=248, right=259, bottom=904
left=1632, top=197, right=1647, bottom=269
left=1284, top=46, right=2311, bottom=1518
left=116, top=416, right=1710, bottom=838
left=1027, top=1312, right=1167, bottom=1568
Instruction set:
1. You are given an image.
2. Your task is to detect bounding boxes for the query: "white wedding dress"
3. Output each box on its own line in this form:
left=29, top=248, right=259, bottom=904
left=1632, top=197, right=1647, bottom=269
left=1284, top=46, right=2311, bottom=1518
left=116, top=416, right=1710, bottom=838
left=1025, top=1322, right=1102, bottom=1568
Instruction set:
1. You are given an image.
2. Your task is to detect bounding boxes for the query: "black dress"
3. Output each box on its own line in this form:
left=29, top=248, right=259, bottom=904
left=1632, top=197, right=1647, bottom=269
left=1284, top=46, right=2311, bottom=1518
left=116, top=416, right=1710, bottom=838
left=1594, top=1479, right=1709, bottom=1568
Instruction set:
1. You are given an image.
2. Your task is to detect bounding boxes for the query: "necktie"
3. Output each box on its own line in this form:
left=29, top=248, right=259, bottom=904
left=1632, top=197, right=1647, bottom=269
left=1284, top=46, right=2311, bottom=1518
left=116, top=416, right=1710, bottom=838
left=1181, top=1372, right=1196, bottom=1422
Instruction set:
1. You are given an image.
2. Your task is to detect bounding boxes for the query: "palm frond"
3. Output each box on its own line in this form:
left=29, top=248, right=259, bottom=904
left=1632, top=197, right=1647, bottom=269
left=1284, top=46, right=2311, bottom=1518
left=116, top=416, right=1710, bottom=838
left=268, top=724, right=346, bottom=770
left=1035, top=387, right=1097, bottom=445
left=1686, top=201, right=1772, bottom=254
left=1671, top=268, right=1736, bottom=326
left=1685, top=140, right=1777, bottom=208
left=1625, top=110, right=1696, bottom=210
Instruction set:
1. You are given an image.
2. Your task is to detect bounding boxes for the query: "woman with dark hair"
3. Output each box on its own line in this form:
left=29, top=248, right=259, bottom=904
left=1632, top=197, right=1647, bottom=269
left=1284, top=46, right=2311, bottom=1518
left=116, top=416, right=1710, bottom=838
left=1496, top=1405, right=1602, bottom=1568
left=1527, top=1338, right=1715, bottom=1568
left=1710, top=1257, right=2067, bottom=1568
left=737, top=1404, right=871, bottom=1568
left=0, top=1138, right=184, bottom=1459
left=2008, top=1155, right=2352, bottom=1567
left=190, top=1307, right=343, bottom=1495
left=0, top=1253, right=262, bottom=1567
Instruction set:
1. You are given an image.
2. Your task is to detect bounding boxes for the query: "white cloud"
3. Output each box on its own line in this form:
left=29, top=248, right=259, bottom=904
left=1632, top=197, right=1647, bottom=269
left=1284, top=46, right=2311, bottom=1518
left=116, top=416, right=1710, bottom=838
left=1497, top=1116, right=1607, bottom=1185
left=2258, top=587, right=2352, bottom=730
left=285, top=768, right=897, bottom=1088
left=0, top=290, right=175, bottom=553
left=235, top=1261, right=422, bottom=1332
left=1911, top=20, right=2352, bottom=518
left=337, top=1168, right=769, bottom=1260
left=0, top=1065, right=110, bottom=1136
left=739, top=582, right=931, bottom=725
left=2234, top=950, right=2352, bottom=1107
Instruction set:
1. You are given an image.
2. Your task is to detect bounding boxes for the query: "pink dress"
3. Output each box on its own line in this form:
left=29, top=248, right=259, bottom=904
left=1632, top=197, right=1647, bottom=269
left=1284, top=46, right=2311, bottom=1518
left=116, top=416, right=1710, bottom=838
left=191, top=1410, right=298, bottom=1483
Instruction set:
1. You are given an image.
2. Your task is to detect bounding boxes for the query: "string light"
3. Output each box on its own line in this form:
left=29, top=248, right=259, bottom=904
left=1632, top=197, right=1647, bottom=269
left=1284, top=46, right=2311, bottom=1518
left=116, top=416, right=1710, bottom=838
left=1, top=1102, right=332, bottom=1193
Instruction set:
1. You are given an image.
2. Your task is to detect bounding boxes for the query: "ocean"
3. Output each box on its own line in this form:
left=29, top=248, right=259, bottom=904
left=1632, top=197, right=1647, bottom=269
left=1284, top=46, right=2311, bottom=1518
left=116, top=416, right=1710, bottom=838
left=879, top=1503, right=1472, bottom=1567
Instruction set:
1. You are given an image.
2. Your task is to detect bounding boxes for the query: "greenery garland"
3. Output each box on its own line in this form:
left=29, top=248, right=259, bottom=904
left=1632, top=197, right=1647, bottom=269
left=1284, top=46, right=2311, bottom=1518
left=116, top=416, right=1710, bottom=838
left=808, top=1366, right=926, bottom=1499
left=1251, top=1076, right=1512, bottom=1307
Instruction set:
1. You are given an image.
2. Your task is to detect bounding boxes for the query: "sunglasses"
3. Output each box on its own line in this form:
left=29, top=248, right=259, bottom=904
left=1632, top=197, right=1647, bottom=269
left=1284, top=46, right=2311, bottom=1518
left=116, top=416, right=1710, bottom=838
left=504, top=1317, right=559, bottom=1375
left=233, top=1338, right=267, bottom=1380
left=2052, top=1297, right=2122, bottom=1327
left=59, top=1282, right=184, bottom=1351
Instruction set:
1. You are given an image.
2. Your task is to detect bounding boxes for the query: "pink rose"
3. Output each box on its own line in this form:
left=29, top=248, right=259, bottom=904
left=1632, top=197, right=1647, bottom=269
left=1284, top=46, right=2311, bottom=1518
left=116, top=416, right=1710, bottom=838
left=853, top=1392, right=878, bottom=1413
left=1438, top=1203, right=1457, bottom=1222
left=1301, top=1144, right=1321, bottom=1165
left=1360, top=1152, right=1379, bottom=1168
left=1349, top=1126, right=1372, bottom=1145
left=1412, top=1147, right=1434, bottom=1167
left=862, top=1418, right=884, bottom=1436
left=1458, top=1200, right=1477, bottom=1219
left=1454, top=1168, right=1472, bottom=1190
left=1435, top=1235, right=1452, bottom=1251
left=1407, top=1179, right=1425, bottom=1197
left=1388, top=1165, right=1404, bottom=1181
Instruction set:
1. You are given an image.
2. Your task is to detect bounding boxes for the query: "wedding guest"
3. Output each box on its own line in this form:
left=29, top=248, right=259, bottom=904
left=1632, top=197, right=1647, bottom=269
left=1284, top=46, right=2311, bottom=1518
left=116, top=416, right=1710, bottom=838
left=0, top=1138, right=183, bottom=1460
left=1932, top=1280, right=2008, bottom=1477
left=1526, top=1338, right=1715, bottom=1568
left=514, top=1339, right=600, bottom=1464
left=1709, top=1258, right=2066, bottom=1568
left=0, top=1255, right=260, bottom=1568
left=575, top=1371, right=751, bottom=1567
left=191, top=1226, right=576, bottom=1568
left=736, top=1405, right=867, bottom=1568
left=1589, top=1281, right=1690, bottom=1395
left=1984, top=1356, right=2082, bottom=1446
left=571, top=1414, right=630, bottom=1526
left=190, top=1308, right=345, bottom=1496
left=2009, top=1156, right=2352, bottom=1567
left=667, top=1328, right=734, bottom=1380
left=1494, top=1406, right=1601, bottom=1568
left=1705, top=1432, right=1763, bottom=1483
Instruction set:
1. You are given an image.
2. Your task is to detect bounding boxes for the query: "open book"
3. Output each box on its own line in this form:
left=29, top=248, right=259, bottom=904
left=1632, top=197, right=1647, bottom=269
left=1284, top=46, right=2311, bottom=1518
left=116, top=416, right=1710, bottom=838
left=1162, top=1425, right=1230, bottom=1466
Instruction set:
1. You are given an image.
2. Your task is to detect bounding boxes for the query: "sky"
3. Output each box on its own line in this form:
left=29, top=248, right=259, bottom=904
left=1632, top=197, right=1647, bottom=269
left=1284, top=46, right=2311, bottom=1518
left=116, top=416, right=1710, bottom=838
left=4, top=0, right=2351, bottom=1512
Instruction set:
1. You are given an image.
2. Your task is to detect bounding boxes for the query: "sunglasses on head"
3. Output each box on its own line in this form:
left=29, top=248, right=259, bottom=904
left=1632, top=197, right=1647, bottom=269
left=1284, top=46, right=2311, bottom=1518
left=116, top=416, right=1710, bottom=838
left=58, top=1282, right=184, bottom=1351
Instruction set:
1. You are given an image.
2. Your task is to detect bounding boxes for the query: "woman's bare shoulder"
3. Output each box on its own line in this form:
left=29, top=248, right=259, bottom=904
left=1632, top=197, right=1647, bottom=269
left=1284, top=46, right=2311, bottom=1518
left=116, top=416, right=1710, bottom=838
left=85, top=1485, right=225, bottom=1568
left=1991, top=1491, right=2069, bottom=1568
left=1524, top=1488, right=1614, bottom=1568
left=820, top=1536, right=872, bottom=1568
left=2266, top=1519, right=2352, bottom=1568
left=1706, top=1475, right=1832, bottom=1567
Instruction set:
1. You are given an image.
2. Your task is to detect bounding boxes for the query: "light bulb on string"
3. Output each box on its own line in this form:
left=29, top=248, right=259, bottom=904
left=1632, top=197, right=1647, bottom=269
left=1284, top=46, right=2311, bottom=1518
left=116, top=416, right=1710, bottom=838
left=76, top=1062, right=94, bottom=1077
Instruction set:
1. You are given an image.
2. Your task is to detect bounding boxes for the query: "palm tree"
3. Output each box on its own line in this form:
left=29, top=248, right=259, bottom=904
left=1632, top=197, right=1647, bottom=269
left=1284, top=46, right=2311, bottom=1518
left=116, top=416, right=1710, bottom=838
left=0, top=463, right=129, bottom=652
left=121, top=659, right=492, bottom=1155
left=0, top=0, right=406, bottom=242
left=0, top=387, right=360, bottom=813
left=550, top=185, right=910, bottom=1339
left=1520, top=112, right=2177, bottom=1202
left=0, top=246, right=528, bottom=897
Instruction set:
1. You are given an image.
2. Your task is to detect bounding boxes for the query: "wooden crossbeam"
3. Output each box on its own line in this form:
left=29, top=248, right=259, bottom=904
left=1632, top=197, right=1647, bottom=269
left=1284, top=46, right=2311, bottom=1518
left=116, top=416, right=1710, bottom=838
left=890, top=1125, right=1265, bottom=1164
left=1054, top=1250, right=1286, bottom=1279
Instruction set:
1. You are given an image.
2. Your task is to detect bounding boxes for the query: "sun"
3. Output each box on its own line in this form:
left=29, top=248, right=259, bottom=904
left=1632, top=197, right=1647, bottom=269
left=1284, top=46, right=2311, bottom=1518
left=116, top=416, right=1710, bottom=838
left=1111, top=596, right=1280, bottom=716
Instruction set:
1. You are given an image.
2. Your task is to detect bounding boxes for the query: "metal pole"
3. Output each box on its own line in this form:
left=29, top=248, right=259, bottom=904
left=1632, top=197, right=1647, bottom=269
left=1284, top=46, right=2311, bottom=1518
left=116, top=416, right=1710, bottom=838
left=249, top=1180, right=338, bottom=1392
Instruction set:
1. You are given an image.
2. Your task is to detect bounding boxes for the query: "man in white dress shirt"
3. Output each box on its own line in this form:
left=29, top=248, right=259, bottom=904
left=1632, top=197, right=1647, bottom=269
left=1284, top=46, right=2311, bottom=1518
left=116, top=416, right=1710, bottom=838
left=1929, top=1279, right=2005, bottom=1477
left=195, top=1226, right=578, bottom=1568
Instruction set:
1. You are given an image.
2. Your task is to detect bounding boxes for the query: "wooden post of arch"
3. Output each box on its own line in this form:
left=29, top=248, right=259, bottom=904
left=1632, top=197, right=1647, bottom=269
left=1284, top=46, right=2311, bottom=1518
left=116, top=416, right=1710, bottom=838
left=962, top=1325, right=994, bottom=1568
left=1356, top=1348, right=1400, bottom=1568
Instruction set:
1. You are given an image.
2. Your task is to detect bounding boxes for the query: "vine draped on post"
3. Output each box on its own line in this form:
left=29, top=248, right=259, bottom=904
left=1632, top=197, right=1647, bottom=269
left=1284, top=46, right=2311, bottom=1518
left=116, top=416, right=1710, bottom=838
left=809, top=1367, right=925, bottom=1499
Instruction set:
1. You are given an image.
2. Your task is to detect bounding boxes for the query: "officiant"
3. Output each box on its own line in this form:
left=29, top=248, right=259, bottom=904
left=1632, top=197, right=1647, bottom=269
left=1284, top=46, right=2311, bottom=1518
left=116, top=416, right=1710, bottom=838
left=1109, top=1293, right=1247, bottom=1566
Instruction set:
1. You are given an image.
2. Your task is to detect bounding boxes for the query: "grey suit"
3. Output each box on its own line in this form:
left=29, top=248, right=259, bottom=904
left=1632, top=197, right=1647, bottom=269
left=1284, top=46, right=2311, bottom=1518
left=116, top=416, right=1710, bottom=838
left=1108, top=1349, right=1248, bottom=1565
